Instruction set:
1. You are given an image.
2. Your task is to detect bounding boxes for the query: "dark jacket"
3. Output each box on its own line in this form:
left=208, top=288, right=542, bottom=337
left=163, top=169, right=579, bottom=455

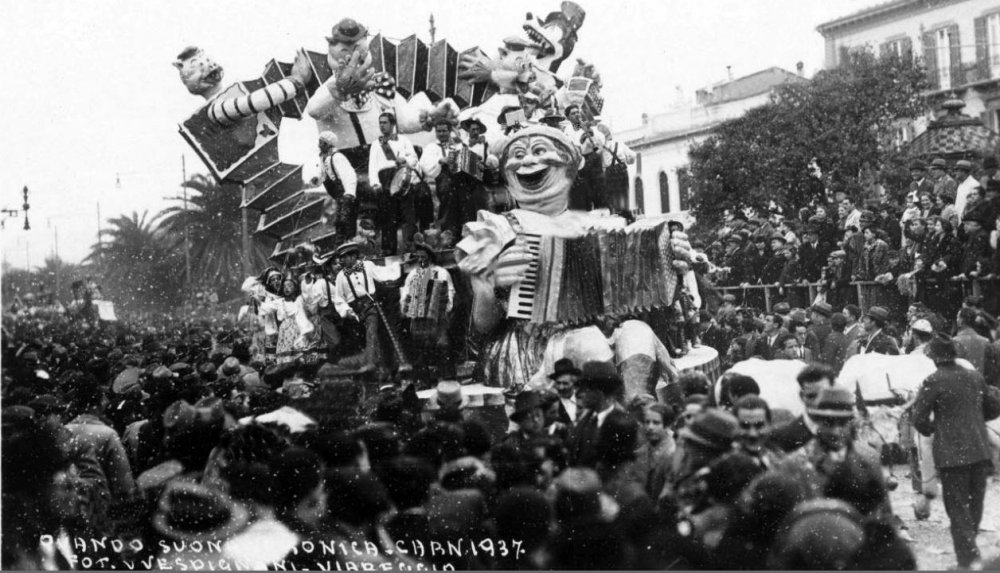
left=860, top=330, right=900, bottom=355
left=911, top=363, right=993, bottom=469
left=954, top=327, right=992, bottom=374
left=960, top=229, right=991, bottom=276
left=821, top=330, right=851, bottom=372
left=569, top=406, right=629, bottom=468
left=797, top=241, right=826, bottom=281
left=751, top=330, right=787, bottom=360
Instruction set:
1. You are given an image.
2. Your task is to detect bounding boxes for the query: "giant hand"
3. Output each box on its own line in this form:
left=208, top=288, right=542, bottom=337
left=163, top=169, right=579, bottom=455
left=332, top=50, right=377, bottom=98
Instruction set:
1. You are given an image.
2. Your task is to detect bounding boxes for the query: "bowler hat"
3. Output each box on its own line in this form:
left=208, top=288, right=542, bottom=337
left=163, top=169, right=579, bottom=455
left=807, top=386, right=855, bottom=419
left=679, top=409, right=738, bottom=451
left=925, top=336, right=957, bottom=362
left=510, top=390, right=544, bottom=422
left=326, top=18, right=368, bottom=45
left=576, top=361, right=623, bottom=395
left=549, top=358, right=581, bottom=380
left=774, top=302, right=791, bottom=315
left=866, top=306, right=889, bottom=323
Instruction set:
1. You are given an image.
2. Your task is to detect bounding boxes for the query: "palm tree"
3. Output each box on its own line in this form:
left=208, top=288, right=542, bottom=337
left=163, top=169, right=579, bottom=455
left=85, top=211, right=182, bottom=312
left=35, top=256, right=85, bottom=302
left=157, top=174, right=271, bottom=298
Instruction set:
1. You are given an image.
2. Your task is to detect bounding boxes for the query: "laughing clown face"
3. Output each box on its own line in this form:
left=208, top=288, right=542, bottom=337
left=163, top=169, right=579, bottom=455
left=497, top=126, right=581, bottom=216
left=173, top=47, right=224, bottom=98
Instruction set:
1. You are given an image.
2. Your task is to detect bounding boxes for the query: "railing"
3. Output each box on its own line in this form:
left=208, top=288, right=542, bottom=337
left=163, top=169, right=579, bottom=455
left=714, top=278, right=999, bottom=315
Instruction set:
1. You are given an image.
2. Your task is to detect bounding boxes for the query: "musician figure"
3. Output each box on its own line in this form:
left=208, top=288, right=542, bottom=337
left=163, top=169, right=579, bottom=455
left=318, top=131, right=359, bottom=241
left=332, top=241, right=411, bottom=376
left=400, top=242, right=456, bottom=374
left=563, top=104, right=607, bottom=211
left=368, top=112, right=418, bottom=255
left=459, top=117, right=494, bottom=218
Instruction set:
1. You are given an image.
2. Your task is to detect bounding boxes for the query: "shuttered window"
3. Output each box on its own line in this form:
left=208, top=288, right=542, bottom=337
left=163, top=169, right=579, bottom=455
left=659, top=171, right=671, bottom=214
left=937, top=28, right=952, bottom=90
left=634, top=177, right=645, bottom=212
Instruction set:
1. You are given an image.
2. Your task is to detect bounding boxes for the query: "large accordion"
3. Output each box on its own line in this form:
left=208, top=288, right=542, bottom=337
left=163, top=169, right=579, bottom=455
left=447, top=146, right=484, bottom=181
left=507, top=222, right=678, bottom=325
left=405, top=271, right=449, bottom=321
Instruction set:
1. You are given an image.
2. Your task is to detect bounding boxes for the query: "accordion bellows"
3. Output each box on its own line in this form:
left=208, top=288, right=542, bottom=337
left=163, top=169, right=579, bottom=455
left=508, top=222, right=679, bottom=325
left=405, top=270, right=449, bottom=321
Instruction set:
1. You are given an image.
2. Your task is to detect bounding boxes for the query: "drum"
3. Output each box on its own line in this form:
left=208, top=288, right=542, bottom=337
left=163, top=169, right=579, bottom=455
left=389, top=166, right=419, bottom=196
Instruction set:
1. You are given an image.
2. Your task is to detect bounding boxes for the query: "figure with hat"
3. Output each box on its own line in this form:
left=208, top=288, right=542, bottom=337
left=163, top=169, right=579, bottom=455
left=548, top=357, right=581, bottom=425
left=502, top=389, right=548, bottom=450
left=859, top=306, right=900, bottom=355
left=928, top=157, right=958, bottom=202
left=911, top=336, right=996, bottom=568
left=331, top=241, right=410, bottom=375
left=299, top=248, right=350, bottom=360
left=368, top=112, right=419, bottom=255
left=317, top=131, right=359, bottom=241
left=400, top=241, right=455, bottom=373
left=956, top=209, right=991, bottom=282
left=563, top=103, right=607, bottom=210
left=567, top=361, right=629, bottom=468
left=908, top=159, right=934, bottom=205
left=241, top=267, right=286, bottom=362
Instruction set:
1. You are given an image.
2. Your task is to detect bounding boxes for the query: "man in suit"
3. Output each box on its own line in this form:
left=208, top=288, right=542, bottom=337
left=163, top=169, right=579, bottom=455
left=842, top=304, right=864, bottom=345
left=907, top=159, right=935, bottom=203
left=797, top=225, right=827, bottom=282
left=549, top=358, right=581, bottom=427
left=698, top=310, right=730, bottom=356
left=568, top=361, right=629, bottom=468
left=954, top=307, right=995, bottom=374
left=860, top=306, right=900, bottom=355
left=779, top=332, right=813, bottom=361
left=820, top=313, right=849, bottom=373
left=768, top=363, right=837, bottom=453
left=751, top=313, right=786, bottom=360
left=911, top=337, right=995, bottom=569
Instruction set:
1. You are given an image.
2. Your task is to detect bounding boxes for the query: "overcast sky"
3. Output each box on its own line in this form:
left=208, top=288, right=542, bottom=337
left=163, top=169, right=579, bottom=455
left=0, top=0, right=874, bottom=269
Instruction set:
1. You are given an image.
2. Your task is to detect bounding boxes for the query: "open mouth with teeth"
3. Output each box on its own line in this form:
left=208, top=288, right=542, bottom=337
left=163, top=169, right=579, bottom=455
left=515, top=164, right=550, bottom=190
left=204, top=67, right=223, bottom=85
left=523, top=24, right=556, bottom=56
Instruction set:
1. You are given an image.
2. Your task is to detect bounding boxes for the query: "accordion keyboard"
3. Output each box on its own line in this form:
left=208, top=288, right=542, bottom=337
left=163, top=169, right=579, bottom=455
left=506, top=233, right=542, bottom=321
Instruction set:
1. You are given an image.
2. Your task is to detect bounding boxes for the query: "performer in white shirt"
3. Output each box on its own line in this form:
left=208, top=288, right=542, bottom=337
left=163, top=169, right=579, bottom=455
left=368, top=112, right=418, bottom=255
left=400, top=242, right=456, bottom=373
left=318, top=131, right=359, bottom=241
left=417, top=120, right=459, bottom=230
left=299, top=253, right=344, bottom=358
left=332, top=241, right=410, bottom=375
left=563, top=104, right=607, bottom=211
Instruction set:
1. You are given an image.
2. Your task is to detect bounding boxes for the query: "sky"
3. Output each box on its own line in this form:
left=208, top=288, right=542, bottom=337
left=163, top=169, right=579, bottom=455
left=0, top=0, right=876, bottom=269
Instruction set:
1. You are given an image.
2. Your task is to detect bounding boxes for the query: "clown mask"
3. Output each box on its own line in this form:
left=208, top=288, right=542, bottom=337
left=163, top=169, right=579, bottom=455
left=173, top=47, right=224, bottom=98
left=500, top=128, right=580, bottom=216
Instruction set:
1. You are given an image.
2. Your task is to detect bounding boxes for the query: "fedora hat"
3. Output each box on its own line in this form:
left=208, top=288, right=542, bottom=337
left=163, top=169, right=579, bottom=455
left=510, top=390, right=544, bottom=422
left=549, top=358, right=581, bottom=380
left=930, top=158, right=947, bottom=169
left=679, top=409, right=737, bottom=451
left=152, top=481, right=249, bottom=543
left=460, top=117, right=488, bottom=133
left=954, top=159, right=974, bottom=171
left=434, top=380, right=469, bottom=409
left=807, top=386, right=855, bottom=419
left=925, top=336, right=957, bottom=362
left=866, top=306, right=889, bottom=323
left=576, top=361, right=623, bottom=395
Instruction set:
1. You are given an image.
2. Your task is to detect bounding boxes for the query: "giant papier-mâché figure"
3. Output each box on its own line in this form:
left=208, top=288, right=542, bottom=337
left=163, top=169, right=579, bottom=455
left=456, top=126, right=677, bottom=398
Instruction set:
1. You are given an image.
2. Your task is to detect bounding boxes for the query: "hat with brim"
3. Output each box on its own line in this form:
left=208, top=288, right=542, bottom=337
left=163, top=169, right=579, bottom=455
left=576, top=361, right=623, bottom=395
left=539, top=112, right=565, bottom=127
left=773, top=302, right=791, bottom=315
left=460, top=117, right=488, bottom=133
left=326, top=18, right=368, bottom=45
left=335, top=241, right=360, bottom=258
left=510, top=390, right=544, bottom=422
left=807, top=386, right=855, bottom=419
left=678, top=410, right=738, bottom=451
left=930, top=158, right=947, bottom=169
left=911, top=319, right=933, bottom=334
left=113, top=367, right=143, bottom=395
left=810, top=302, right=833, bottom=318
left=866, top=306, right=889, bottom=323
left=549, top=358, right=581, bottom=381
left=312, top=251, right=336, bottom=266
left=955, top=159, right=973, bottom=172
left=411, top=242, right=436, bottom=262
left=434, top=380, right=469, bottom=409
left=152, top=481, right=249, bottom=543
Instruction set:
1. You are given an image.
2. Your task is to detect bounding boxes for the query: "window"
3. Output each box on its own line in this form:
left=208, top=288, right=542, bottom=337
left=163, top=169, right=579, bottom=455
left=658, top=171, right=670, bottom=214
left=678, top=168, right=693, bottom=211
left=937, top=28, right=952, bottom=90
left=990, top=13, right=1000, bottom=78
left=634, top=177, right=645, bottom=212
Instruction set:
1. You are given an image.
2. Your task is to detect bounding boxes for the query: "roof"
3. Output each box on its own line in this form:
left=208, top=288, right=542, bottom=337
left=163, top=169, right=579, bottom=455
left=698, top=67, right=806, bottom=106
left=816, top=0, right=923, bottom=35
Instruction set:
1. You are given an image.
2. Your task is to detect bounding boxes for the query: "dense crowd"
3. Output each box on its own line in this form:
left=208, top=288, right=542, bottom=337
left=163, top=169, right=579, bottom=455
left=3, top=294, right=999, bottom=571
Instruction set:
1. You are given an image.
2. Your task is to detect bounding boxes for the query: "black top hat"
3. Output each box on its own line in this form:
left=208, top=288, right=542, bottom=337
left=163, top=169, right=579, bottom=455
left=576, top=361, right=622, bottom=395
left=549, top=358, right=581, bottom=380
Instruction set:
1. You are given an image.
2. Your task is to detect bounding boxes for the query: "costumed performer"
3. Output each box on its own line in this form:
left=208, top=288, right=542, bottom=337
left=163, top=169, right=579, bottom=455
left=400, top=242, right=456, bottom=373
left=456, top=125, right=676, bottom=397
left=261, top=273, right=317, bottom=364
left=241, top=267, right=286, bottom=363
left=317, top=131, right=359, bottom=241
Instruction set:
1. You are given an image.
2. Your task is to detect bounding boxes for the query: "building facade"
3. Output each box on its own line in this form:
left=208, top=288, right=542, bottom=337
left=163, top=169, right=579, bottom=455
left=817, top=0, right=1000, bottom=135
left=615, top=67, right=806, bottom=215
